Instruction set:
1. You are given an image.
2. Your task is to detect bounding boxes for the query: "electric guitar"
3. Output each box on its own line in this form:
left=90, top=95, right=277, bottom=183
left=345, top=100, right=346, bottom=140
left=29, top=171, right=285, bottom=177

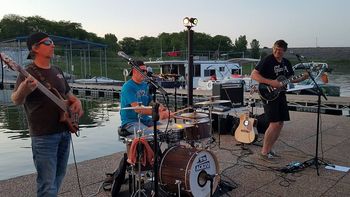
left=258, top=73, right=304, bottom=101
left=234, top=86, right=258, bottom=144
left=0, top=53, right=79, bottom=135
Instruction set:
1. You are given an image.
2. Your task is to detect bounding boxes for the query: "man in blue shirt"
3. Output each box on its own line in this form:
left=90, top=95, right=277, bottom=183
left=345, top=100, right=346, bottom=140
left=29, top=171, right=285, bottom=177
left=120, top=61, right=172, bottom=135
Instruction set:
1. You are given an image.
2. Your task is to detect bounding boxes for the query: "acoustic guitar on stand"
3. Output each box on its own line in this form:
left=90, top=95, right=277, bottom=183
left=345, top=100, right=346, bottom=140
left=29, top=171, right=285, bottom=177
left=234, top=86, right=258, bottom=144
left=0, top=53, right=80, bottom=136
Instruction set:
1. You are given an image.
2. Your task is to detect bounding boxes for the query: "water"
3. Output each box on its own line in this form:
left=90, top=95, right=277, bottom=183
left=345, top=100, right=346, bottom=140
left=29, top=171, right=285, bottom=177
left=0, top=90, right=125, bottom=180
left=329, top=72, right=350, bottom=97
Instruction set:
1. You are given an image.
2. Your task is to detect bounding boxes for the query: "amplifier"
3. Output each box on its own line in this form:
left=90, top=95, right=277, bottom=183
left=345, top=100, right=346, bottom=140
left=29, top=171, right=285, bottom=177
left=212, top=81, right=244, bottom=107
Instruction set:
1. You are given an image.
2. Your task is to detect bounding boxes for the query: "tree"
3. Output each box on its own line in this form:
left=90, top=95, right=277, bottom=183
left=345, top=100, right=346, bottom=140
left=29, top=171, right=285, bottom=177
left=138, top=36, right=160, bottom=57
left=118, top=37, right=139, bottom=55
left=212, top=35, right=234, bottom=52
left=250, top=39, right=260, bottom=59
left=104, top=33, right=120, bottom=53
left=234, top=35, right=248, bottom=52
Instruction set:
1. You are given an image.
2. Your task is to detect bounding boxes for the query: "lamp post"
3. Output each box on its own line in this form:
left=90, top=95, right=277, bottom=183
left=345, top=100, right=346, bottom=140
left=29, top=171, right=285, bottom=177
left=183, top=17, right=197, bottom=108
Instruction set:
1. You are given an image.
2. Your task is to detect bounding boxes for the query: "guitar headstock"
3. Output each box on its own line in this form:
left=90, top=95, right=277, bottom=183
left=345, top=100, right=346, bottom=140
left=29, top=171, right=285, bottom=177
left=0, top=52, right=21, bottom=72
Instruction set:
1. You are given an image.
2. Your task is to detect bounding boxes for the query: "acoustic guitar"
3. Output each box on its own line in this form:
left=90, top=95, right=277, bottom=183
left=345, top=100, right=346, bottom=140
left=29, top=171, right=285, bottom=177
left=0, top=53, right=79, bottom=135
left=258, top=73, right=304, bottom=101
left=234, top=86, right=258, bottom=144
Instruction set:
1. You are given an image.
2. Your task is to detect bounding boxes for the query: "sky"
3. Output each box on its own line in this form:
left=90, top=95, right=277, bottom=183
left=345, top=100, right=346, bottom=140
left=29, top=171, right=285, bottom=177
left=1, top=0, right=350, bottom=48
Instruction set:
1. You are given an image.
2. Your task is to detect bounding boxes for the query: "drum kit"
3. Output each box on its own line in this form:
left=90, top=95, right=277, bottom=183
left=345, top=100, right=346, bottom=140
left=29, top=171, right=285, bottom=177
left=118, top=99, right=231, bottom=197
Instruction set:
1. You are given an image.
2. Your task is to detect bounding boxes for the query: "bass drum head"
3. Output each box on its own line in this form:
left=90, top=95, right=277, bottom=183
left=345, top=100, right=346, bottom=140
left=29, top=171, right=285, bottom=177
left=189, top=150, right=219, bottom=197
left=159, top=146, right=219, bottom=197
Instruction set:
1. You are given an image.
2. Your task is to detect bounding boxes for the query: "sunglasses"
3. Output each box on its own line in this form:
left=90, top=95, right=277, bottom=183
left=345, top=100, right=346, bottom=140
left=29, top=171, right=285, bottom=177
left=36, top=39, right=54, bottom=46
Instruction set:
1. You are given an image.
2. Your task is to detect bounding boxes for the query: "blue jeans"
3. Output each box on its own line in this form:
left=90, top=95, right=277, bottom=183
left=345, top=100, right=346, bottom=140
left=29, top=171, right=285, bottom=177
left=31, top=131, right=71, bottom=197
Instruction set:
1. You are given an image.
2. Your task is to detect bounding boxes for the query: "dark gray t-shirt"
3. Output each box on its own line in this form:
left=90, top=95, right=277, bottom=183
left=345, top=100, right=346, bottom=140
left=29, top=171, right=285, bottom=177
left=14, top=64, right=70, bottom=136
left=255, top=54, right=294, bottom=80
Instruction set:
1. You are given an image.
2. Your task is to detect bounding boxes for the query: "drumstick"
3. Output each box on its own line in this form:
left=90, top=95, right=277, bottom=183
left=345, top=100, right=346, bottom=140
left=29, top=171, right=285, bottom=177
left=172, top=107, right=192, bottom=115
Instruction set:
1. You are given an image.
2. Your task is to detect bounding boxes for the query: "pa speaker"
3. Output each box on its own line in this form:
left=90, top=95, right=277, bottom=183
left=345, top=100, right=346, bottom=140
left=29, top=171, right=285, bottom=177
left=212, top=81, right=244, bottom=107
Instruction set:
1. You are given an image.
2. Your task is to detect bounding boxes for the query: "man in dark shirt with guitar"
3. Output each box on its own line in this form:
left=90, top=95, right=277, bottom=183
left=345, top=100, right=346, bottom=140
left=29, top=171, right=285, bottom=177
left=251, top=40, right=308, bottom=161
left=11, top=32, right=83, bottom=196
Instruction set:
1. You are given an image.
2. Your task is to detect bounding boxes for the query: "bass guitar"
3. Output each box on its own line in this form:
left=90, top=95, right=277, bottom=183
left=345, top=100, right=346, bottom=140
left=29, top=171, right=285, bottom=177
left=258, top=73, right=304, bottom=101
left=0, top=53, right=79, bottom=135
left=234, top=86, right=258, bottom=144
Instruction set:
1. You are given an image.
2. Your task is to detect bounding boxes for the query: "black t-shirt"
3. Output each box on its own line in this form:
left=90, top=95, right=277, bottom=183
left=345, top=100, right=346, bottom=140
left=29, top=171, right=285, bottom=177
left=255, top=54, right=294, bottom=80
left=14, top=64, right=71, bottom=136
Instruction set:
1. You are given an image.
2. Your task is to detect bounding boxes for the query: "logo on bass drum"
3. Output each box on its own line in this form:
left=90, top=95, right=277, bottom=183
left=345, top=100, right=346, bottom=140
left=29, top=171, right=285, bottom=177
left=195, top=154, right=210, bottom=172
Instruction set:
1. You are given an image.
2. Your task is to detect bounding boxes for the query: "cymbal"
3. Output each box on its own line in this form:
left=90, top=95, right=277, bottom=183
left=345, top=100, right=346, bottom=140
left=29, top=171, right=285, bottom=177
left=195, top=100, right=231, bottom=105
left=179, top=112, right=208, bottom=119
left=121, top=105, right=152, bottom=110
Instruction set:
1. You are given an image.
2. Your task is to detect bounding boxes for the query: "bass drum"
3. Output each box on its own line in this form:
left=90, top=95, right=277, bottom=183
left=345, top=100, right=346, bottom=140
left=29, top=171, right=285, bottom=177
left=159, top=146, right=219, bottom=197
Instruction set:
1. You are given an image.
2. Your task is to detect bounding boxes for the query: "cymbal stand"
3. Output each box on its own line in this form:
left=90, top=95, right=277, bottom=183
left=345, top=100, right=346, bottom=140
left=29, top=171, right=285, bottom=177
left=207, top=104, right=215, bottom=149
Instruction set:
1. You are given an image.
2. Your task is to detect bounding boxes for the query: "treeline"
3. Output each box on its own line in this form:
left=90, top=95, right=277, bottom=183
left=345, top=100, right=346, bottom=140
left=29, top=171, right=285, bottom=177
left=0, top=14, right=261, bottom=59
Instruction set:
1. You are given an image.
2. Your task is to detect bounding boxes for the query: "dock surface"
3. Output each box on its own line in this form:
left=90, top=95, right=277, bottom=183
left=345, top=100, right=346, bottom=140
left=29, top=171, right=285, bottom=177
left=1, top=110, right=349, bottom=197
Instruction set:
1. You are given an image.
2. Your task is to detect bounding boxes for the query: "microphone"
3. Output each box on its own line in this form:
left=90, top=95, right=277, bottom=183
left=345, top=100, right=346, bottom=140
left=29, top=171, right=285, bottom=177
left=117, top=51, right=133, bottom=62
left=290, top=51, right=305, bottom=59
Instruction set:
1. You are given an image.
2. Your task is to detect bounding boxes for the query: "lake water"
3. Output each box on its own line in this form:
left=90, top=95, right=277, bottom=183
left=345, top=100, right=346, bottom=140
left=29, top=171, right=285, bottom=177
left=0, top=91, right=125, bottom=180
left=0, top=69, right=350, bottom=180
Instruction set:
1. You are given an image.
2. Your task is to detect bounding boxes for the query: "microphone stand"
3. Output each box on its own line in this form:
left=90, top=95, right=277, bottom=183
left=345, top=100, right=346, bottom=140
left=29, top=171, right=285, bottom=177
left=121, top=54, right=169, bottom=196
left=295, top=55, right=329, bottom=176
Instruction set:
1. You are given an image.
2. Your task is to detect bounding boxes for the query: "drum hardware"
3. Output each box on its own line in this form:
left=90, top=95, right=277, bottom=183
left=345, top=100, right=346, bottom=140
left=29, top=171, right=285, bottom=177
left=131, top=132, right=147, bottom=197
left=175, top=180, right=182, bottom=197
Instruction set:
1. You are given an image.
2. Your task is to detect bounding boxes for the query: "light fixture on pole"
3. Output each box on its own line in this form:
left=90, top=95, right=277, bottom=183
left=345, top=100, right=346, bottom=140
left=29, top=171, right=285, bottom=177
left=183, top=17, right=198, bottom=28
left=183, top=17, right=197, bottom=108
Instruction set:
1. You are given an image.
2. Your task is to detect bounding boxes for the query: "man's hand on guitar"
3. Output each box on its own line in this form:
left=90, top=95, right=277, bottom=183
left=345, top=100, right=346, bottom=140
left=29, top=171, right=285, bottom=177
left=67, top=94, right=84, bottom=118
left=270, top=79, right=283, bottom=88
left=20, top=76, right=38, bottom=95
left=70, top=100, right=84, bottom=118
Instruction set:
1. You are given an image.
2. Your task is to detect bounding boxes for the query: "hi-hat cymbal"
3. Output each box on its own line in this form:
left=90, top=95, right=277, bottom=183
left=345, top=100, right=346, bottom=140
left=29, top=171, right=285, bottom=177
left=121, top=106, right=152, bottom=110
left=195, top=100, right=231, bottom=105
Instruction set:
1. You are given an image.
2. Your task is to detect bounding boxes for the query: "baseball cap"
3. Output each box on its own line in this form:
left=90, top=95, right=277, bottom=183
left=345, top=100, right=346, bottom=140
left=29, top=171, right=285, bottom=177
left=129, top=60, right=146, bottom=76
left=26, top=32, right=49, bottom=59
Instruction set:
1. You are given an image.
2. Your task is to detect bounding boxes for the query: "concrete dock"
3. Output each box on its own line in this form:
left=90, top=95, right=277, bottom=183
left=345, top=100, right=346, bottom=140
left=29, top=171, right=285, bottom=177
left=1, top=110, right=350, bottom=197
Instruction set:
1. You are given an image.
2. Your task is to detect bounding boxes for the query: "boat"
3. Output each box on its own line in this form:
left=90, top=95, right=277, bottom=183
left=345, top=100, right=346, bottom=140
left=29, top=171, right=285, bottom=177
left=74, top=76, right=124, bottom=85
left=145, top=60, right=242, bottom=90
left=288, top=62, right=340, bottom=96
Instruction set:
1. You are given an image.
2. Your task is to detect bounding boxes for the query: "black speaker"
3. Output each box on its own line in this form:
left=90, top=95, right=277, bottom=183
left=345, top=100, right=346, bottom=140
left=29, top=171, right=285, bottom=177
left=212, top=114, right=239, bottom=135
left=212, top=81, right=244, bottom=107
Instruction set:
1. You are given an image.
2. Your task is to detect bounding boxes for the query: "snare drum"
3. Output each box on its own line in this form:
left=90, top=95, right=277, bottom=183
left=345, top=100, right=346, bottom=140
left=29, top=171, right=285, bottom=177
left=159, top=145, right=219, bottom=196
left=183, top=116, right=211, bottom=140
left=157, top=123, right=193, bottom=145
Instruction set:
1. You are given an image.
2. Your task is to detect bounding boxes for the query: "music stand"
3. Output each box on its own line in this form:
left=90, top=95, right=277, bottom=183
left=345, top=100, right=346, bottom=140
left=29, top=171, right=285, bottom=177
left=293, top=56, right=329, bottom=176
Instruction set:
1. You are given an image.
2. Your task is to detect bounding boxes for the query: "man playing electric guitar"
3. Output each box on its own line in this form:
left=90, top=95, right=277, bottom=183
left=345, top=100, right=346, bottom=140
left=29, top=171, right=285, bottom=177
left=11, top=32, right=83, bottom=197
left=251, top=40, right=308, bottom=161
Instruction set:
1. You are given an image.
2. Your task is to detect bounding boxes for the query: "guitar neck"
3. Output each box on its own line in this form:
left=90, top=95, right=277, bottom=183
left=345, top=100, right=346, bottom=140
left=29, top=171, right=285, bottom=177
left=280, top=74, right=304, bottom=86
left=18, top=67, right=67, bottom=112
